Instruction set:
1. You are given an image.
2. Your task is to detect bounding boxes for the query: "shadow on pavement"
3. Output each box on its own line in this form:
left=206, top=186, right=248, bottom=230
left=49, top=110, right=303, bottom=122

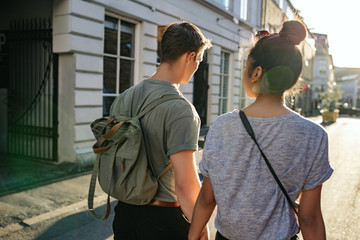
left=0, top=155, right=91, bottom=197
left=320, top=121, right=336, bottom=127
left=34, top=202, right=116, bottom=240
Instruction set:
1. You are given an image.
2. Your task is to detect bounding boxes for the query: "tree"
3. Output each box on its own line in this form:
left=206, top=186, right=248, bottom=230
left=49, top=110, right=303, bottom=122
left=319, top=85, right=343, bottom=112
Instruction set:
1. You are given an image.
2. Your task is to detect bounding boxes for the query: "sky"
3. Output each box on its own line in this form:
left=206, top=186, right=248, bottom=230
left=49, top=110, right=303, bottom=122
left=290, top=0, right=360, bottom=68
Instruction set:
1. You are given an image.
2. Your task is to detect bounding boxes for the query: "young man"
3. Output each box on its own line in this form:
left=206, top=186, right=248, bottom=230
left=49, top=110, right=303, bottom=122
left=110, top=21, right=212, bottom=240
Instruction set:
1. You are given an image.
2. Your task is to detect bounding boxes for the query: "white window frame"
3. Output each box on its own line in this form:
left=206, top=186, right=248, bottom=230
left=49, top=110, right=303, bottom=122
left=218, top=50, right=231, bottom=115
left=102, top=13, right=139, bottom=115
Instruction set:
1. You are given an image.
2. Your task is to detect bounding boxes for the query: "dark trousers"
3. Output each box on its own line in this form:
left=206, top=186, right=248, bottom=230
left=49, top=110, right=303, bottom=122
left=215, top=231, right=228, bottom=240
left=113, top=201, right=190, bottom=240
left=216, top=231, right=298, bottom=240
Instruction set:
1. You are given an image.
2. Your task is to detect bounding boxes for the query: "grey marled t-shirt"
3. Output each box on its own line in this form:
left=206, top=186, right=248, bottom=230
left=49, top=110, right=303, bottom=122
left=200, top=110, right=333, bottom=240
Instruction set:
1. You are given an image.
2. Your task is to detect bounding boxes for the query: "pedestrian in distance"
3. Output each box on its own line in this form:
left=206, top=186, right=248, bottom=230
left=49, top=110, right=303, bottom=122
left=188, top=20, right=333, bottom=240
left=110, top=21, right=212, bottom=240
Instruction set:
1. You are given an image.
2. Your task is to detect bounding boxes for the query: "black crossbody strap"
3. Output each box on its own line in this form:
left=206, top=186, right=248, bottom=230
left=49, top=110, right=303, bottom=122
left=239, top=110, right=298, bottom=215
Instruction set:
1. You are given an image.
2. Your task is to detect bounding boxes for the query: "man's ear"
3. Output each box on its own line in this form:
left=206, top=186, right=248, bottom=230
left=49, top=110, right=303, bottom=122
left=186, top=51, right=196, bottom=62
left=251, top=66, right=263, bottom=83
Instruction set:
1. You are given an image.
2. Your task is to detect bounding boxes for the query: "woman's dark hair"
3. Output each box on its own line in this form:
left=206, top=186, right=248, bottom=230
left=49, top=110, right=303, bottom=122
left=160, top=21, right=212, bottom=63
left=248, top=20, right=307, bottom=94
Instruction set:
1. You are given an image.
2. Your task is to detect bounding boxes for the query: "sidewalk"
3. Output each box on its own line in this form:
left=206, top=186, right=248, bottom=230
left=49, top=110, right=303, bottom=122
left=0, top=150, right=205, bottom=239
left=0, top=115, right=323, bottom=239
left=0, top=171, right=110, bottom=238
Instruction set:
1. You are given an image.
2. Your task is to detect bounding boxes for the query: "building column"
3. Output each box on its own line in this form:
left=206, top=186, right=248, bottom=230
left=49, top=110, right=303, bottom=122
left=53, top=0, right=104, bottom=166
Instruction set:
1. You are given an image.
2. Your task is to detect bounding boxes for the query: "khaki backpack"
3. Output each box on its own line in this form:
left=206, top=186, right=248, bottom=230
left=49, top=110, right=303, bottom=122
left=88, top=94, right=183, bottom=220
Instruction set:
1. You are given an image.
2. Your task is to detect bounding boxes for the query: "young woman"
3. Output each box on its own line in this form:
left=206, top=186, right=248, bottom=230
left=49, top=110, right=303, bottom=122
left=188, top=20, right=333, bottom=240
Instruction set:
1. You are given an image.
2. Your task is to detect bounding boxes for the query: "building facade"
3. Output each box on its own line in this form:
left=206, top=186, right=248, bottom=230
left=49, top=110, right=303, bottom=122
left=294, top=31, right=316, bottom=116
left=312, top=33, right=335, bottom=112
left=1, top=0, right=265, bottom=166
left=336, top=67, right=360, bottom=108
left=1, top=0, right=326, bottom=169
left=261, top=0, right=316, bottom=115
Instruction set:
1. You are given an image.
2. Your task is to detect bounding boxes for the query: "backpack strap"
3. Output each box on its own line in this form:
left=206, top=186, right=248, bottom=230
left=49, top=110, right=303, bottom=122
left=137, top=94, right=184, bottom=119
left=137, top=94, right=183, bottom=178
left=157, top=162, right=173, bottom=179
left=102, top=120, right=125, bottom=140
left=88, top=154, right=111, bottom=220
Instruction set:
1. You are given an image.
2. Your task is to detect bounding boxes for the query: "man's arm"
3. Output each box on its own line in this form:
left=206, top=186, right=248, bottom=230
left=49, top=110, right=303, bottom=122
left=298, top=184, right=326, bottom=240
left=170, top=150, right=201, bottom=221
left=188, top=176, right=216, bottom=240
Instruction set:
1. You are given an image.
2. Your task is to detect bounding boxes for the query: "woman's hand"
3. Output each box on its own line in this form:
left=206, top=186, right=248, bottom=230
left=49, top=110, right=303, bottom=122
left=188, top=177, right=216, bottom=240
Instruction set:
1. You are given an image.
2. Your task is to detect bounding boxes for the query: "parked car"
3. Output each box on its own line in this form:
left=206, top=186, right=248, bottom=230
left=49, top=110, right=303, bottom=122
left=338, top=103, right=360, bottom=116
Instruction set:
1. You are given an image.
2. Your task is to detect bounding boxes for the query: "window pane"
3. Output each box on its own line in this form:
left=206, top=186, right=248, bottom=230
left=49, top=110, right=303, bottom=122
left=220, top=55, right=223, bottom=74
left=222, top=98, right=227, bottom=114
left=103, top=96, right=116, bottom=116
left=213, top=0, right=231, bottom=10
left=222, top=76, right=228, bottom=97
left=119, top=59, right=134, bottom=93
left=104, top=16, right=118, bottom=55
left=223, top=52, right=229, bottom=74
left=218, top=99, right=222, bottom=115
left=240, top=0, right=248, bottom=20
left=279, top=0, right=284, bottom=8
left=103, top=56, right=117, bottom=93
left=120, top=21, right=135, bottom=57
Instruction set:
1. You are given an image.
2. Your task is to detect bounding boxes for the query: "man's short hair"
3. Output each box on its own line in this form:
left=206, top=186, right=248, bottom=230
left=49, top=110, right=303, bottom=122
left=160, top=21, right=212, bottom=63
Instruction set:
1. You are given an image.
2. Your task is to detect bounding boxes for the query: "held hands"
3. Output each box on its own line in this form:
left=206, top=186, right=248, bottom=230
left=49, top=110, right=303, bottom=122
left=189, top=225, right=209, bottom=240
left=199, top=226, right=209, bottom=240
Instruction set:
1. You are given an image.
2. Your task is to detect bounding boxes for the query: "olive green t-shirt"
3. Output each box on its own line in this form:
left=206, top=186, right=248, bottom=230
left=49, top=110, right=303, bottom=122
left=109, top=78, right=200, bottom=201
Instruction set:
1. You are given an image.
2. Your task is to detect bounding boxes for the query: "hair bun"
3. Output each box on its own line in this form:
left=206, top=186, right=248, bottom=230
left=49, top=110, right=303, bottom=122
left=279, top=20, right=306, bottom=46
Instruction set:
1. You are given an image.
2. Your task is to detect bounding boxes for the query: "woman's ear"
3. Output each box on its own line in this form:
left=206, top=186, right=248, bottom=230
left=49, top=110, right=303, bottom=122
left=251, top=66, right=263, bottom=83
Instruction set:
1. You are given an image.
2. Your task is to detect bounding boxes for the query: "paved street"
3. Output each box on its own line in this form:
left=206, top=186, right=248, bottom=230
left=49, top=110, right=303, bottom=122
left=0, top=115, right=359, bottom=239
left=320, top=116, right=360, bottom=239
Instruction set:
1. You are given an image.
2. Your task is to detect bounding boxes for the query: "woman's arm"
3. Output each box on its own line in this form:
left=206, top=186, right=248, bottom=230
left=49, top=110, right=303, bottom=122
left=298, top=184, right=326, bottom=240
left=188, top=176, right=216, bottom=240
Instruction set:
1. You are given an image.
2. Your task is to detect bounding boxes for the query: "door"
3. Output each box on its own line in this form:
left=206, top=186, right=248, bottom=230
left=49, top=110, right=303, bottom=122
left=193, top=53, right=209, bottom=126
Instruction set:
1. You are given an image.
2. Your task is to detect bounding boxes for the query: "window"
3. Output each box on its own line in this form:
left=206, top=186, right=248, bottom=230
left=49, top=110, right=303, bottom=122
left=219, top=51, right=230, bottom=115
left=279, top=0, right=284, bottom=8
left=240, top=0, right=248, bottom=20
left=103, top=15, right=135, bottom=116
left=213, top=0, right=233, bottom=11
left=239, top=59, right=247, bottom=108
left=319, top=60, right=327, bottom=75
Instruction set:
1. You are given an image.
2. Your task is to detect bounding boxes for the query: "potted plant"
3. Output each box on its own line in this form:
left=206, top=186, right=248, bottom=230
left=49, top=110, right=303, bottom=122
left=319, top=85, right=343, bottom=123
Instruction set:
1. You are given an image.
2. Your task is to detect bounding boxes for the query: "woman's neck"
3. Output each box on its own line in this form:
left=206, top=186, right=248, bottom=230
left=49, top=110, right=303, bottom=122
left=242, top=93, right=291, bottom=118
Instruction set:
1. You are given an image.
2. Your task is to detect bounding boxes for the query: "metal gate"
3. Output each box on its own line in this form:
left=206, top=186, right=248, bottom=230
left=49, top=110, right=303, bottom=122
left=7, top=19, right=58, bottom=162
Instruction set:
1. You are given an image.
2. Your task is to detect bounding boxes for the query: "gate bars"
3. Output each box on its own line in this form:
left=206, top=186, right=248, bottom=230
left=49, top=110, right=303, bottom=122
left=7, top=19, right=58, bottom=162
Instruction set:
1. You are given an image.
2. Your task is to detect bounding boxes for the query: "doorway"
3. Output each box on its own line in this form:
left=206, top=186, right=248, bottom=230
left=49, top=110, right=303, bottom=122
left=193, top=53, right=209, bottom=126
